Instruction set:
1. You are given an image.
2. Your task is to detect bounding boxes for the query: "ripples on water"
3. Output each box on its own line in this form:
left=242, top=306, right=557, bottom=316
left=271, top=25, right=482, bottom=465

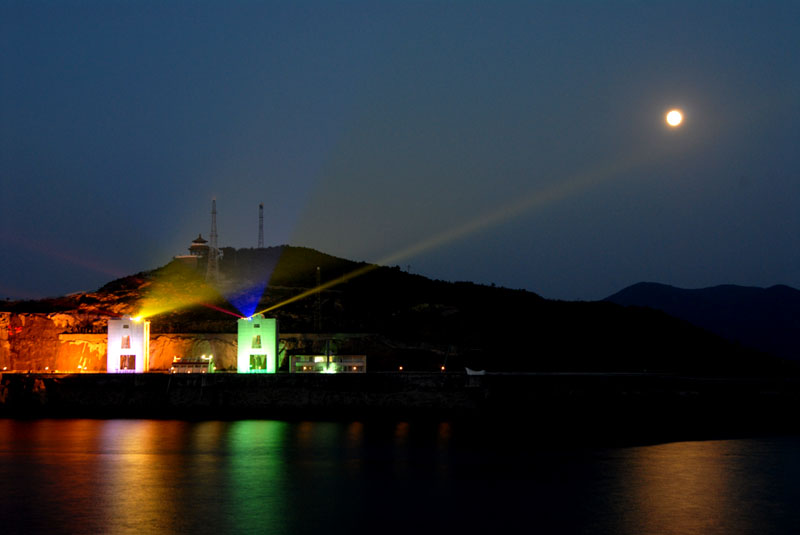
left=0, top=419, right=798, bottom=534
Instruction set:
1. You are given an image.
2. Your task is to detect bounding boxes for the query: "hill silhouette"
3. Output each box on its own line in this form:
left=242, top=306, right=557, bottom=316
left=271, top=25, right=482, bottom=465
left=5, top=247, right=796, bottom=375
left=605, top=282, right=800, bottom=362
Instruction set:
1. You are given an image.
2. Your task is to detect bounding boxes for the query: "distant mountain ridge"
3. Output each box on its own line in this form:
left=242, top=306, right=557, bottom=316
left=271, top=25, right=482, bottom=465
left=605, top=282, right=800, bottom=361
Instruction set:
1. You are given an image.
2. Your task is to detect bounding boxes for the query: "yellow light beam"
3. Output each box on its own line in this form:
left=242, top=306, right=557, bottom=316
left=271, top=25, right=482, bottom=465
left=136, top=262, right=228, bottom=319
left=379, top=148, right=657, bottom=268
left=256, top=262, right=379, bottom=315
left=259, top=130, right=688, bottom=315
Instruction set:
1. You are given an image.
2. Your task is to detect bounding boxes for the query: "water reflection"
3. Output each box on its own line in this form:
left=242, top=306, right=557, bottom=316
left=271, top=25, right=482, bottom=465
left=226, top=421, right=290, bottom=534
left=0, top=420, right=799, bottom=534
left=619, top=441, right=749, bottom=534
left=343, top=421, right=365, bottom=477
left=94, top=421, right=175, bottom=533
left=602, top=439, right=800, bottom=535
left=0, top=419, right=113, bottom=534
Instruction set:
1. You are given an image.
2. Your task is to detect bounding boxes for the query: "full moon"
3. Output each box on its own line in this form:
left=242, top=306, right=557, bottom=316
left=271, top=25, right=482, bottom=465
left=666, top=109, right=683, bottom=127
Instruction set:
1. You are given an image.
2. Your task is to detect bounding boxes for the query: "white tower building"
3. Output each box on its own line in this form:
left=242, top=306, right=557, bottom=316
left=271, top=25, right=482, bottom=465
left=237, top=314, right=278, bottom=373
left=107, top=316, right=150, bottom=373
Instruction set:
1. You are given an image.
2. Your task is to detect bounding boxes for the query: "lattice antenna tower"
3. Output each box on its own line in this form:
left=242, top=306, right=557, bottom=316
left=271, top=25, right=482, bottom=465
left=315, top=266, right=322, bottom=332
left=258, top=203, right=264, bottom=248
left=206, top=199, right=219, bottom=282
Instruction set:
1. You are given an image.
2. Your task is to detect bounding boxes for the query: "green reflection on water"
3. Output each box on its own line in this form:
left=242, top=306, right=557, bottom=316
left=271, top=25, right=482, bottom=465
left=227, top=420, right=291, bottom=534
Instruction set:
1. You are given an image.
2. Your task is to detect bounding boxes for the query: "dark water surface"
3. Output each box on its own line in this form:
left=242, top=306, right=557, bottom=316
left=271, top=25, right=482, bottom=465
left=0, top=419, right=798, bottom=534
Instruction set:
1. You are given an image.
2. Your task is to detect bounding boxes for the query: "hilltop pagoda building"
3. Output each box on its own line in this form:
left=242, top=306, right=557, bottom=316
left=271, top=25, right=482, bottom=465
left=174, top=234, right=210, bottom=271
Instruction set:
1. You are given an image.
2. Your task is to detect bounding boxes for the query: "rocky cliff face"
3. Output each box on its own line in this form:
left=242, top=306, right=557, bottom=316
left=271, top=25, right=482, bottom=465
left=1, top=312, right=85, bottom=372
left=0, top=313, right=9, bottom=370
left=56, top=334, right=106, bottom=371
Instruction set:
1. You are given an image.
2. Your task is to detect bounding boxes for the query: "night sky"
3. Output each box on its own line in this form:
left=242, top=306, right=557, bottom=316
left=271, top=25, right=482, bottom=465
left=2, top=1, right=799, bottom=301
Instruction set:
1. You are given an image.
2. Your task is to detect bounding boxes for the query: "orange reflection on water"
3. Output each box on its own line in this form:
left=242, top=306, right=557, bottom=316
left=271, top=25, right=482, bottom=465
left=97, top=420, right=182, bottom=534
left=394, top=421, right=410, bottom=443
left=345, top=421, right=364, bottom=445
left=1, top=419, right=110, bottom=525
left=342, top=421, right=365, bottom=476
left=294, top=421, right=315, bottom=449
left=612, top=440, right=760, bottom=535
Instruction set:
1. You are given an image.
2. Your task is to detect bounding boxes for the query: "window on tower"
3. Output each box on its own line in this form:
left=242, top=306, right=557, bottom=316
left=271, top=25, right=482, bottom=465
left=120, top=355, right=136, bottom=370
left=250, top=355, right=267, bottom=370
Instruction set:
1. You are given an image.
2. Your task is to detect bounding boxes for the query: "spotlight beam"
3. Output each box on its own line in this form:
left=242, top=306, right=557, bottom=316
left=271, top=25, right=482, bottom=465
left=256, top=263, right=378, bottom=315
left=378, top=146, right=657, bottom=267
left=199, top=302, right=245, bottom=318
left=258, top=137, right=683, bottom=315
left=136, top=265, right=242, bottom=320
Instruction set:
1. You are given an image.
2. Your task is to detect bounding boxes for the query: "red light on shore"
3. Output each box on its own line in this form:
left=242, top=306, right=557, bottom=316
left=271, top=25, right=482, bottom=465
left=440, top=366, right=446, bottom=372
left=398, top=366, right=403, bottom=371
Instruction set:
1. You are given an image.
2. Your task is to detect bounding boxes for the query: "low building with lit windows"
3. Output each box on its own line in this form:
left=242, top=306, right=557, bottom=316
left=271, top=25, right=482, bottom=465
left=170, top=355, right=215, bottom=374
left=290, top=354, right=367, bottom=373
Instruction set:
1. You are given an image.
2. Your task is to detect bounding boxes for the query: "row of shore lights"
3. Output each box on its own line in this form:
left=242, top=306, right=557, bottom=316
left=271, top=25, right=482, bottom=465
left=30, top=364, right=444, bottom=373
left=169, top=354, right=214, bottom=374
left=4, top=365, right=447, bottom=373
left=1, top=366, right=89, bottom=372
left=3, top=364, right=445, bottom=373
